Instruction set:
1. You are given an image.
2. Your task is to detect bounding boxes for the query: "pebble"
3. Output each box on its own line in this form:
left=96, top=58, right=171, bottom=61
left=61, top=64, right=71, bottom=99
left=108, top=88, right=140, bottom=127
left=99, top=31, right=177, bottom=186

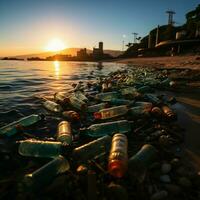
left=151, top=190, right=168, bottom=200
left=160, top=175, right=171, bottom=183
left=161, top=163, right=172, bottom=174
left=178, top=177, right=192, bottom=188
left=164, top=184, right=182, bottom=195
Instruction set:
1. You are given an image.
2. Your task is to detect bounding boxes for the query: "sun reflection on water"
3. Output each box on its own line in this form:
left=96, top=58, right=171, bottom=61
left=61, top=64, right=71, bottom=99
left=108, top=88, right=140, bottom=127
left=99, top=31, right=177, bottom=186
left=54, top=61, right=60, bottom=79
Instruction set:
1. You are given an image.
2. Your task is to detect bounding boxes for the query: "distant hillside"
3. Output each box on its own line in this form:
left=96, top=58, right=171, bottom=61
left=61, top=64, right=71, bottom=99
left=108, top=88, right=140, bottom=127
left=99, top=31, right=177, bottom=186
left=8, top=48, right=122, bottom=59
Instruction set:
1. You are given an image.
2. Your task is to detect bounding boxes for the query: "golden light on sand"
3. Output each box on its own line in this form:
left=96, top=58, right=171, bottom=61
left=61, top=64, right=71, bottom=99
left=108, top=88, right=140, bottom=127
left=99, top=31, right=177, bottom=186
left=45, top=38, right=66, bottom=52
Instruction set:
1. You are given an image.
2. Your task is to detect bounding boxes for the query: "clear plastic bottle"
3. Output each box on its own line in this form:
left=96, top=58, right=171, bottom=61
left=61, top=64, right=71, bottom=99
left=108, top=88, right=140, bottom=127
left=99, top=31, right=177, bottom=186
left=120, top=87, right=138, bottom=96
left=94, top=105, right=129, bottom=119
left=108, top=99, right=134, bottom=106
left=129, top=106, right=150, bottom=118
left=80, top=120, right=132, bottom=137
left=22, top=156, right=70, bottom=191
left=87, top=103, right=108, bottom=113
left=108, top=133, right=128, bottom=178
left=57, top=121, right=72, bottom=145
left=43, top=100, right=62, bottom=113
left=74, top=91, right=88, bottom=103
left=144, top=94, right=161, bottom=105
left=68, top=95, right=87, bottom=110
left=72, top=135, right=111, bottom=164
left=128, top=144, right=157, bottom=182
left=54, top=92, right=68, bottom=103
left=18, top=139, right=63, bottom=158
left=0, top=114, right=44, bottom=137
left=134, top=101, right=153, bottom=111
left=95, top=92, right=119, bottom=101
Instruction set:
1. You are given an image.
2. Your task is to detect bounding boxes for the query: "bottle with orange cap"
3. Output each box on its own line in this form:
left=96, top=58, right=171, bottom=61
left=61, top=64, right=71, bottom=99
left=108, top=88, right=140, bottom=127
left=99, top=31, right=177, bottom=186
left=108, top=133, right=128, bottom=178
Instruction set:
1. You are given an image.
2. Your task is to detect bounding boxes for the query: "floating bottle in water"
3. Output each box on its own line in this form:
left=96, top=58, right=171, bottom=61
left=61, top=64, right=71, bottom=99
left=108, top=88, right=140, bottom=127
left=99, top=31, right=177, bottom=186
left=128, top=144, right=157, bottom=182
left=87, top=103, right=108, bottom=113
left=54, top=92, right=68, bottom=103
left=0, top=114, right=44, bottom=137
left=68, top=95, right=87, bottom=110
left=43, top=100, right=62, bottom=113
left=134, top=101, right=153, bottom=111
left=161, top=105, right=177, bottom=121
left=74, top=91, right=88, bottom=103
left=120, top=87, right=138, bottom=96
left=80, top=120, right=132, bottom=138
left=22, top=156, right=70, bottom=191
left=18, top=139, right=64, bottom=158
left=62, top=110, right=80, bottom=121
left=94, top=105, right=129, bottom=120
left=108, top=133, right=128, bottom=178
left=72, top=135, right=111, bottom=164
left=95, top=92, right=119, bottom=101
left=57, top=121, right=72, bottom=145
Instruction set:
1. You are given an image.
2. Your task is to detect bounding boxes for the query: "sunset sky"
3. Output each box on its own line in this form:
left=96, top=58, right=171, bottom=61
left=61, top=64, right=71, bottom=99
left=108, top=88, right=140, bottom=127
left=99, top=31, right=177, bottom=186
left=0, top=0, right=199, bottom=56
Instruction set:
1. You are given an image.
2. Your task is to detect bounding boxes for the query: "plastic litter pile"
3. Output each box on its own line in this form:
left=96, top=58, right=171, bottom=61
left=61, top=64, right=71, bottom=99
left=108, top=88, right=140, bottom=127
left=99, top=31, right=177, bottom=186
left=0, top=67, right=199, bottom=200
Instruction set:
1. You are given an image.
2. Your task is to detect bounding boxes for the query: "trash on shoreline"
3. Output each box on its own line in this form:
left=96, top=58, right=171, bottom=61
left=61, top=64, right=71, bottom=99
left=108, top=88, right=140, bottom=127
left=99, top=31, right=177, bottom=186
left=0, top=66, right=199, bottom=200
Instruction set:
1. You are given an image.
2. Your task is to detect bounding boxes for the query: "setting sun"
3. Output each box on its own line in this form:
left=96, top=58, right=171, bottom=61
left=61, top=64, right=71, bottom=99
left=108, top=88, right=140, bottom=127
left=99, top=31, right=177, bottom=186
left=45, top=38, right=66, bottom=52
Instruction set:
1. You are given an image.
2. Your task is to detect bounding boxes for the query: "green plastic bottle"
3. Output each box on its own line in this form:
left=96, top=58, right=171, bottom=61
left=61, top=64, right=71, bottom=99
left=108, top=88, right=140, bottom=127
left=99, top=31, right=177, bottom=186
left=72, top=135, right=111, bottom=163
left=74, top=91, right=88, bottom=102
left=128, top=144, right=157, bottom=182
left=87, top=103, right=108, bottom=113
left=0, top=114, right=44, bottom=137
left=22, top=156, right=70, bottom=191
left=144, top=94, right=161, bottom=105
left=57, top=121, right=72, bottom=145
left=137, top=86, right=154, bottom=94
left=94, top=105, right=129, bottom=120
left=129, top=106, right=150, bottom=118
left=18, top=139, right=64, bottom=158
left=80, top=120, right=132, bottom=138
left=68, top=95, right=87, bottom=110
left=95, top=92, right=119, bottom=101
left=108, top=99, right=134, bottom=106
left=43, top=100, right=62, bottom=113
left=134, top=101, right=153, bottom=111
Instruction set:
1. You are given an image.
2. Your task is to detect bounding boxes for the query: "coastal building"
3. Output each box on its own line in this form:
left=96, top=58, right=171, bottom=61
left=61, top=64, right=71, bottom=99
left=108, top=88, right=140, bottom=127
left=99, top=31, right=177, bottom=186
left=93, top=42, right=104, bottom=58
left=77, top=48, right=88, bottom=58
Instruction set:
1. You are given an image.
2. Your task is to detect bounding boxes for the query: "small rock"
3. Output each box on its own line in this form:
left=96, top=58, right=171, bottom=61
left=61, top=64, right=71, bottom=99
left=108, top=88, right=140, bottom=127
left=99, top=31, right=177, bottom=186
left=164, top=184, right=181, bottom=195
left=160, top=175, right=171, bottom=183
left=161, top=163, right=172, bottom=174
left=170, top=158, right=180, bottom=168
left=151, top=190, right=168, bottom=200
left=178, top=177, right=192, bottom=188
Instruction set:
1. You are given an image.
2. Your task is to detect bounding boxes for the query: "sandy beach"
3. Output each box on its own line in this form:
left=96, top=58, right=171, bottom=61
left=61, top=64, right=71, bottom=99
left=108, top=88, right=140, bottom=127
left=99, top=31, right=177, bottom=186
left=116, top=55, right=200, bottom=70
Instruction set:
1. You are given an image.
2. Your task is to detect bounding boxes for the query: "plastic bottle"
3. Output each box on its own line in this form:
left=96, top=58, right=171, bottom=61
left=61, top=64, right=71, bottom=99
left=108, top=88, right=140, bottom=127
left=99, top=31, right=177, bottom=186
left=128, top=144, right=157, bottom=182
left=74, top=91, right=88, bottom=103
left=72, top=135, right=111, bottom=163
left=137, top=86, right=154, bottom=93
left=18, top=139, right=64, bottom=158
left=102, top=83, right=108, bottom=92
left=62, top=110, right=80, bottom=121
left=120, top=87, right=138, bottom=96
left=80, top=120, right=132, bottom=138
left=108, top=99, right=134, bottom=106
left=43, top=100, right=62, bottom=113
left=57, top=121, right=72, bottom=145
left=87, top=103, right=108, bottom=113
left=129, top=106, right=150, bottom=118
left=94, top=105, right=129, bottom=120
left=161, top=105, right=177, bottom=121
left=95, top=92, right=119, bottom=101
left=22, top=156, right=70, bottom=191
left=67, top=95, right=87, bottom=110
left=134, top=101, right=153, bottom=111
left=54, top=92, right=68, bottom=103
left=144, top=94, right=161, bottom=105
left=0, top=114, right=44, bottom=137
left=108, top=133, right=128, bottom=178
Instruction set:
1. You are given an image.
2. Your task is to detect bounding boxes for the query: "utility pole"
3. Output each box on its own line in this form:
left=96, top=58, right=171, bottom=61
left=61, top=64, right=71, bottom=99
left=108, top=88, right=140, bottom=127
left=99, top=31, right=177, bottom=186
left=132, top=32, right=138, bottom=43
left=166, top=10, right=176, bottom=26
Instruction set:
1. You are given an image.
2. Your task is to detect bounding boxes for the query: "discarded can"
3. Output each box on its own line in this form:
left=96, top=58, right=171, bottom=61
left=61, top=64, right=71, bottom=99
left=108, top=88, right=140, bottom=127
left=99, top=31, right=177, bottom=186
left=62, top=110, right=80, bottom=121
left=57, top=121, right=72, bottom=145
left=108, top=133, right=128, bottom=178
left=80, top=120, right=132, bottom=137
left=94, top=105, right=129, bottom=120
left=161, top=105, right=177, bottom=121
left=43, top=100, right=62, bottom=113
left=0, top=114, right=44, bottom=137
left=22, top=156, right=70, bottom=191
